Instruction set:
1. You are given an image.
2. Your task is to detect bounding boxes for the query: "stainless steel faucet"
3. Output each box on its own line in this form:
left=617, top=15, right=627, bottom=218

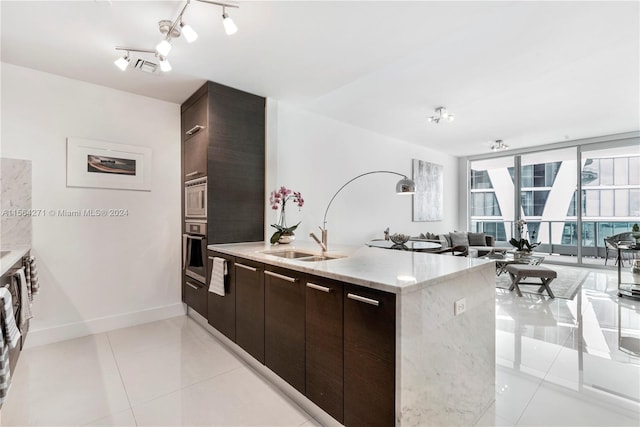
left=309, top=226, right=328, bottom=253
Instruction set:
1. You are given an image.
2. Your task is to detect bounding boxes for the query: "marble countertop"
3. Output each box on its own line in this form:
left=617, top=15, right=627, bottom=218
left=208, top=241, right=493, bottom=295
left=0, top=246, right=30, bottom=277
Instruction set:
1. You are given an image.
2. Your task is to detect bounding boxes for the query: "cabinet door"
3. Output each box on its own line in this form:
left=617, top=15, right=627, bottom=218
left=344, top=284, right=396, bottom=427
left=182, top=93, right=207, bottom=142
left=264, top=267, right=305, bottom=393
left=235, top=258, right=265, bottom=363
left=305, top=276, right=344, bottom=423
left=183, top=276, right=207, bottom=318
left=207, top=251, right=235, bottom=341
left=183, top=128, right=208, bottom=181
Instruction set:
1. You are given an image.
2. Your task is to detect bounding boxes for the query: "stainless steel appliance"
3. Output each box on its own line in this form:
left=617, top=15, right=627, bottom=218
left=183, top=220, right=207, bottom=283
left=185, top=177, right=207, bottom=219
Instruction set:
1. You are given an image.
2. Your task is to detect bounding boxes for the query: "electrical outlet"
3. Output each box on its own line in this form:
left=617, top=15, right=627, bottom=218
left=454, top=298, right=466, bottom=316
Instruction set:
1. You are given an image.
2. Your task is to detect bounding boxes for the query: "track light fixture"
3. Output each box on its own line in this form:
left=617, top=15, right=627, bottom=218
left=114, top=52, right=130, bottom=71
left=490, top=140, right=509, bottom=151
left=427, top=106, right=455, bottom=123
left=222, top=6, right=238, bottom=35
left=113, top=0, right=239, bottom=73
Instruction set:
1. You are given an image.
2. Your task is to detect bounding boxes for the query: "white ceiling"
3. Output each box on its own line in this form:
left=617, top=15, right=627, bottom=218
left=2, top=1, right=638, bottom=157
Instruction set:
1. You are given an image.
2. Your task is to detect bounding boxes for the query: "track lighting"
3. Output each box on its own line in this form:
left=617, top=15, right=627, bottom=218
left=114, top=53, right=130, bottom=71
left=180, top=21, right=198, bottom=43
left=155, top=39, right=172, bottom=57
left=222, top=6, right=238, bottom=35
left=427, top=106, right=455, bottom=123
left=490, top=140, right=509, bottom=151
left=113, top=0, right=239, bottom=74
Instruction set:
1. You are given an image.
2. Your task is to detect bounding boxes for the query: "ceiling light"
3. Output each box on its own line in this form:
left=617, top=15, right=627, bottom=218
left=159, top=56, right=172, bottom=72
left=114, top=53, right=130, bottom=71
left=222, top=7, right=238, bottom=35
left=155, top=39, right=172, bottom=57
left=113, top=1, right=240, bottom=73
left=427, top=106, right=455, bottom=124
left=180, top=22, right=198, bottom=43
left=490, top=140, right=509, bottom=151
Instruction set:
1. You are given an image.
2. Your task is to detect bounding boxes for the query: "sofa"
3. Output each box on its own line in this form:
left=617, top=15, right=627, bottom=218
left=419, top=231, right=495, bottom=257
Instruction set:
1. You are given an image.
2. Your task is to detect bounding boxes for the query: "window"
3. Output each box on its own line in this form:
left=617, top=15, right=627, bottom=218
left=471, top=193, right=501, bottom=216
left=471, top=170, right=493, bottom=189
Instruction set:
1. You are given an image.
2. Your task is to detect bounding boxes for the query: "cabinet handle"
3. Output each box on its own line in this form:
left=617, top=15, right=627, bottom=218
left=347, top=293, right=380, bottom=306
left=236, top=263, right=257, bottom=272
left=264, top=270, right=297, bottom=283
left=186, top=125, right=205, bottom=135
left=185, top=281, right=200, bottom=290
left=307, top=282, right=332, bottom=293
left=185, top=171, right=200, bottom=177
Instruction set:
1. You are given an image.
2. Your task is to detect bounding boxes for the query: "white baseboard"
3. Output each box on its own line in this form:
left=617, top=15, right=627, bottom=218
left=24, top=303, right=187, bottom=348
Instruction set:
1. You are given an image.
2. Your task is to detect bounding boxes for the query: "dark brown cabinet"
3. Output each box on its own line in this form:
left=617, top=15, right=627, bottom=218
left=182, top=276, right=208, bottom=318
left=207, top=251, right=236, bottom=341
left=305, top=276, right=344, bottom=423
left=181, top=81, right=265, bottom=317
left=183, top=129, right=208, bottom=181
left=264, top=266, right=306, bottom=393
left=344, top=284, right=396, bottom=427
left=235, top=259, right=265, bottom=363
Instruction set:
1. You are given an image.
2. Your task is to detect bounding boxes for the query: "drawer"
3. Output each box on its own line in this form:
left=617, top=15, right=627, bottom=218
left=183, top=277, right=207, bottom=318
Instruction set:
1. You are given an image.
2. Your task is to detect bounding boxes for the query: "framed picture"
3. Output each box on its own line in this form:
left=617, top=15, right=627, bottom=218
left=67, top=137, right=152, bottom=191
left=412, top=159, right=443, bottom=221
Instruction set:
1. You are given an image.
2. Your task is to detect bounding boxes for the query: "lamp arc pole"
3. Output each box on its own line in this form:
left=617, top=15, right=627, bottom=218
left=322, top=170, right=414, bottom=229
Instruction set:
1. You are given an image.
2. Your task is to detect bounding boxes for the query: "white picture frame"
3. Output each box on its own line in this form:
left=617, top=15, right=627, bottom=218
left=66, top=137, right=152, bottom=191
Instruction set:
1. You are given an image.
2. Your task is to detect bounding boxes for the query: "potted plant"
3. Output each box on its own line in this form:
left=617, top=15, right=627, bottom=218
left=632, top=223, right=640, bottom=244
left=509, top=219, right=540, bottom=257
left=269, top=186, right=304, bottom=244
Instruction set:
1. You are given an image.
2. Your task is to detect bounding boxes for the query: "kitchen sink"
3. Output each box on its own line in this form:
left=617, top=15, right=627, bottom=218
left=297, top=255, right=343, bottom=262
left=261, top=249, right=345, bottom=262
left=262, top=250, right=315, bottom=259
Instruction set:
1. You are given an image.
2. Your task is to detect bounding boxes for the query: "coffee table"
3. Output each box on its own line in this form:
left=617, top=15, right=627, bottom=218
left=482, top=252, right=545, bottom=276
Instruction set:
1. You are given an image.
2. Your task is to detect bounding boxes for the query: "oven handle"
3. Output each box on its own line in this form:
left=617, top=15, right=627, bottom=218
left=184, top=235, right=204, bottom=240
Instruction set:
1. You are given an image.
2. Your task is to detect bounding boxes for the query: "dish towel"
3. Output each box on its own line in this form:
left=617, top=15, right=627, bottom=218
left=23, top=256, right=39, bottom=300
left=15, top=268, right=33, bottom=332
left=209, top=257, right=227, bottom=297
left=0, top=288, right=21, bottom=350
left=0, top=287, right=20, bottom=405
left=0, top=335, right=11, bottom=405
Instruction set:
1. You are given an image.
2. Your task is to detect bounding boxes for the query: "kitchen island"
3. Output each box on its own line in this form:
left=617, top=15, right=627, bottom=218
left=199, top=241, right=495, bottom=426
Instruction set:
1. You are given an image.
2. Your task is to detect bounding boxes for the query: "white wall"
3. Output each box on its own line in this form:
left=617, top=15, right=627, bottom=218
left=1, top=63, right=183, bottom=346
left=268, top=102, right=459, bottom=246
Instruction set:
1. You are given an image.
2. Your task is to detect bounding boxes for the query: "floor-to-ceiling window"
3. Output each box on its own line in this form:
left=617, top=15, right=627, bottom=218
left=470, top=157, right=513, bottom=242
left=467, top=135, right=639, bottom=266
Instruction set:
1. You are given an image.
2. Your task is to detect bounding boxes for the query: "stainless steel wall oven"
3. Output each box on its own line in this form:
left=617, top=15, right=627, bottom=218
left=183, top=220, right=207, bottom=283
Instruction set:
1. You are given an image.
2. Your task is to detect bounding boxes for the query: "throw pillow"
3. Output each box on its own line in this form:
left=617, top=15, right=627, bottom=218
left=449, top=231, right=469, bottom=247
left=468, top=232, right=487, bottom=246
left=437, top=234, right=451, bottom=248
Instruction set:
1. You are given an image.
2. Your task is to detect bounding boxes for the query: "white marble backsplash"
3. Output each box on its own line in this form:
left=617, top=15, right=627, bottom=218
left=1, top=158, right=32, bottom=248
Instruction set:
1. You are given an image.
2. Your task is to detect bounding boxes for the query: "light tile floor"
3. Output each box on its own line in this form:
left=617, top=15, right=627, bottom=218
left=2, top=266, right=639, bottom=426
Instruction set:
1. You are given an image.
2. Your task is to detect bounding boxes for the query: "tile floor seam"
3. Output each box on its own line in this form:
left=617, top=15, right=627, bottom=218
left=128, top=364, right=246, bottom=410
left=105, top=332, right=140, bottom=427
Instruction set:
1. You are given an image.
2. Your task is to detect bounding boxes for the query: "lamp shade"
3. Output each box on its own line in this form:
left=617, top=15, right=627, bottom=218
left=155, top=39, right=172, bottom=57
left=396, top=177, right=416, bottom=194
left=181, top=23, right=198, bottom=43
left=223, top=14, right=238, bottom=35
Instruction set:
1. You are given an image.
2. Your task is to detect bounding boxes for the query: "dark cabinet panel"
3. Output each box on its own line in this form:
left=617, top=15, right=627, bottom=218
left=264, top=266, right=305, bottom=393
left=182, top=93, right=208, bottom=142
left=183, top=276, right=207, bottom=318
left=207, top=251, right=235, bottom=341
left=305, top=276, right=344, bottom=423
left=183, top=129, right=208, bottom=181
left=207, top=82, right=265, bottom=244
left=235, top=259, right=265, bottom=363
left=344, top=284, right=396, bottom=427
